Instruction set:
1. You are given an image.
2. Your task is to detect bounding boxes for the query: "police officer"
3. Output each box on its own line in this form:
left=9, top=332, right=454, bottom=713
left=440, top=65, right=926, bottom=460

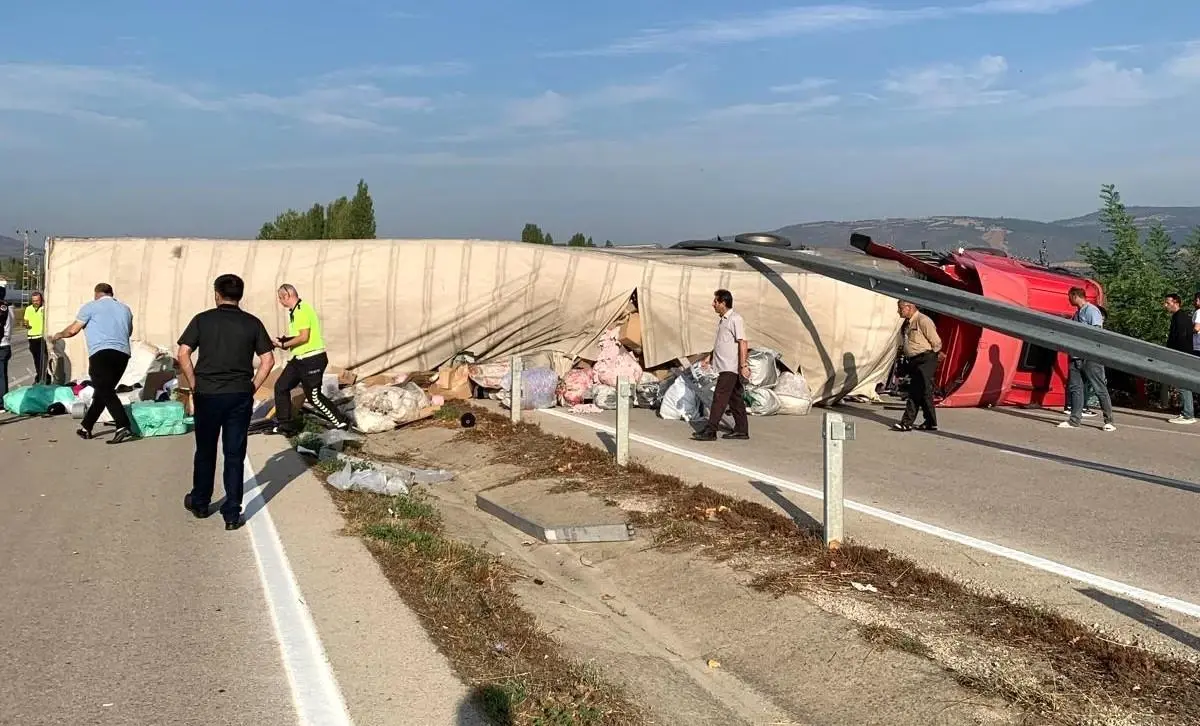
left=272, top=284, right=351, bottom=436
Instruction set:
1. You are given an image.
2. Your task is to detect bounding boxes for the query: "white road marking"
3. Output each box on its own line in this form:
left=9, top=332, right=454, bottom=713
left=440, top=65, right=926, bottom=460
left=242, top=456, right=355, bottom=726
left=540, top=409, right=1200, bottom=620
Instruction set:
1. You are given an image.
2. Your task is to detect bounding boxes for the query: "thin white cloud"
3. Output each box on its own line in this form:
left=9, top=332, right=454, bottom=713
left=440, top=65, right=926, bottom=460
left=884, top=55, right=1016, bottom=109
left=314, top=62, right=469, bottom=84
left=1032, top=41, right=1200, bottom=109
left=554, top=0, right=1097, bottom=56
left=705, top=94, right=841, bottom=119
left=503, top=66, right=686, bottom=129
left=770, top=78, right=836, bottom=94
left=0, top=62, right=443, bottom=132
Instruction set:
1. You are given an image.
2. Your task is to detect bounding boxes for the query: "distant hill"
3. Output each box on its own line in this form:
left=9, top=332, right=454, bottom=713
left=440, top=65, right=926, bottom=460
left=771, top=206, right=1200, bottom=262
left=0, top=235, right=23, bottom=258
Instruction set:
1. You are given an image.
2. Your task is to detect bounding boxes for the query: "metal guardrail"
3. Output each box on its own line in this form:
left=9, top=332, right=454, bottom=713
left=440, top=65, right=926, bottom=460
left=672, top=236, right=1200, bottom=393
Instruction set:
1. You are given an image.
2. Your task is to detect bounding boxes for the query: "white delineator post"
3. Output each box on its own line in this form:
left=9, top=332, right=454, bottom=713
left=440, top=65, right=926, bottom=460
left=509, top=355, right=524, bottom=424
left=616, top=376, right=631, bottom=467
left=822, top=411, right=854, bottom=549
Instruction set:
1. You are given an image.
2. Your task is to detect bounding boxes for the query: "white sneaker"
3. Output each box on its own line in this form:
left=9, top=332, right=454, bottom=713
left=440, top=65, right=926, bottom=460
left=1081, top=409, right=1098, bottom=418
left=1057, top=421, right=1078, bottom=429
left=1169, top=416, right=1196, bottom=425
left=1102, top=423, right=1116, bottom=432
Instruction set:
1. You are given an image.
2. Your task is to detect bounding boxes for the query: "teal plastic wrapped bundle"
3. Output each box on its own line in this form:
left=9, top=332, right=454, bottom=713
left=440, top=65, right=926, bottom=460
left=128, top=401, right=191, bottom=437
left=2, top=385, right=77, bottom=415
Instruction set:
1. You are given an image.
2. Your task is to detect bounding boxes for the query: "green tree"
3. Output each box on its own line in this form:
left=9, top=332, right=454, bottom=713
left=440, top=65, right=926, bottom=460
left=585, top=236, right=595, bottom=247
left=567, top=233, right=588, bottom=247
left=1078, top=184, right=1175, bottom=343
left=256, top=180, right=376, bottom=240
left=326, top=196, right=351, bottom=239
left=544, top=233, right=555, bottom=246
left=346, top=179, right=376, bottom=239
left=521, top=223, right=545, bottom=245
left=604, top=240, right=614, bottom=248
left=1177, top=227, right=1200, bottom=299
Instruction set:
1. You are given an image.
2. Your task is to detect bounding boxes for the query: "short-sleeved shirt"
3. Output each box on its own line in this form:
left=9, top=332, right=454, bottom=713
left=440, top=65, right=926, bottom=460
left=24, top=305, right=44, bottom=337
left=1073, top=302, right=1104, bottom=327
left=76, top=296, right=133, bottom=357
left=288, top=300, right=326, bottom=359
left=901, top=312, right=942, bottom=357
left=711, top=309, right=746, bottom=374
left=1193, top=309, right=1200, bottom=352
left=178, top=304, right=274, bottom=396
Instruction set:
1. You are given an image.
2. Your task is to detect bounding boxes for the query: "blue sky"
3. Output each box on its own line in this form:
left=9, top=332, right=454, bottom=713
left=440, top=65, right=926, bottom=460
left=2, top=0, right=1199, bottom=243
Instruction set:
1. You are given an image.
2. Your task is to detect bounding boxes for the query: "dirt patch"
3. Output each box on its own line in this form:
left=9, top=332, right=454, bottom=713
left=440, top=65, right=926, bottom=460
left=321, top=463, right=645, bottom=725
left=440, top=402, right=1200, bottom=726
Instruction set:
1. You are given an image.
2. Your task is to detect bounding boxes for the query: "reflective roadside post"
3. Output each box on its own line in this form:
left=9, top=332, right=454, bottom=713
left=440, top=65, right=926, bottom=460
left=509, top=355, right=523, bottom=424
left=616, top=376, right=631, bottom=467
left=822, top=411, right=854, bottom=549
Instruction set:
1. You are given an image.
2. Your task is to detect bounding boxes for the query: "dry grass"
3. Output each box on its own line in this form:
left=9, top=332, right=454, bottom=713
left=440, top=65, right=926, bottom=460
left=325, top=475, right=644, bottom=726
left=443, top=401, right=1200, bottom=726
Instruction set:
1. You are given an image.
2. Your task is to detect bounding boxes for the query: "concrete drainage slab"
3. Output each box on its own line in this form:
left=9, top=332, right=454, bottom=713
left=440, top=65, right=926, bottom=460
left=476, top=479, right=634, bottom=544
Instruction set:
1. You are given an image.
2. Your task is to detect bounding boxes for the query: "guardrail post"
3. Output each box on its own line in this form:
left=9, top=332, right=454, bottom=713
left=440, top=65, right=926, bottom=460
left=822, top=411, right=854, bottom=549
left=616, top=376, right=631, bottom=467
left=509, top=355, right=523, bottom=424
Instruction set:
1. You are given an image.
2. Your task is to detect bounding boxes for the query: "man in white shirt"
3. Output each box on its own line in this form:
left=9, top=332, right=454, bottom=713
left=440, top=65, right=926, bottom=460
left=692, top=289, right=750, bottom=442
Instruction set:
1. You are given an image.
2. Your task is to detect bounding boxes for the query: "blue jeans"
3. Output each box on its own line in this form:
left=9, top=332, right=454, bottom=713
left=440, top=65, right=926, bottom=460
left=1182, top=389, right=1195, bottom=419
left=191, top=392, right=254, bottom=523
left=1067, top=359, right=1113, bottom=425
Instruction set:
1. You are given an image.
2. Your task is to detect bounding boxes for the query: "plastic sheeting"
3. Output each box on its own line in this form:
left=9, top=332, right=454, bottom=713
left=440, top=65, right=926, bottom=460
left=44, top=237, right=905, bottom=402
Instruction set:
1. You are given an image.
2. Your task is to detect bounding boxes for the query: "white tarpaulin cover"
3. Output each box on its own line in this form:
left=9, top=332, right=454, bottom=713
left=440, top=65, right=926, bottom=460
left=44, top=237, right=906, bottom=401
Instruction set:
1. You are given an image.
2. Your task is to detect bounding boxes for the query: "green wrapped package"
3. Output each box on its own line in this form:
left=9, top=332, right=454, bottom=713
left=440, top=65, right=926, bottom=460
left=128, top=401, right=191, bottom=437
left=2, top=385, right=77, bottom=416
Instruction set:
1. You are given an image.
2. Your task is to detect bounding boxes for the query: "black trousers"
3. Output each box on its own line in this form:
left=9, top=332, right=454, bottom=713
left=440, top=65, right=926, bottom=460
left=704, top=371, right=749, bottom=436
left=900, top=351, right=938, bottom=427
left=273, top=353, right=348, bottom=429
left=191, top=392, right=254, bottom=523
left=28, top=338, right=47, bottom=384
left=82, top=349, right=132, bottom=432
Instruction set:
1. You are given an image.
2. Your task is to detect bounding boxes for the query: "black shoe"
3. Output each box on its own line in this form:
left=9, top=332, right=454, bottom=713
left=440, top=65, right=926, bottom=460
left=76, top=427, right=94, bottom=440
left=691, top=431, right=717, bottom=442
left=184, top=493, right=211, bottom=519
left=107, top=427, right=136, bottom=445
left=917, top=423, right=938, bottom=431
left=892, top=423, right=913, bottom=432
left=722, top=432, right=749, bottom=440
left=225, top=519, right=244, bottom=531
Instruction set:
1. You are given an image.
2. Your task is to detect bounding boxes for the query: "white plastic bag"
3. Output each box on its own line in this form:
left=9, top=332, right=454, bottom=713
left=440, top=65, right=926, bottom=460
left=500, top=367, right=558, bottom=410
left=119, top=341, right=172, bottom=388
left=634, top=382, right=661, bottom=409
left=774, top=372, right=811, bottom=400
left=659, top=376, right=703, bottom=422
left=328, top=463, right=410, bottom=496
left=747, top=387, right=781, bottom=416
left=351, top=383, right=430, bottom=433
left=747, top=349, right=780, bottom=388
left=776, top=395, right=813, bottom=416
left=592, top=385, right=618, bottom=410
left=318, top=428, right=364, bottom=452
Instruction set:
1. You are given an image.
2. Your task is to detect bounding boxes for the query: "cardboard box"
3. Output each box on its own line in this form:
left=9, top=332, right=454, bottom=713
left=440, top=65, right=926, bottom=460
left=338, top=369, right=358, bottom=387
left=254, top=368, right=284, bottom=402
left=428, top=364, right=472, bottom=400
left=618, top=312, right=642, bottom=352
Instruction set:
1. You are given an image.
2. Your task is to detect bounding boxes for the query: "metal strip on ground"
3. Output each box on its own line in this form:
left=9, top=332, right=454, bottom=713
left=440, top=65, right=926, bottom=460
left=539, top=410, right=1200, bottom=620
left=242, top=456, right=355, bottom=726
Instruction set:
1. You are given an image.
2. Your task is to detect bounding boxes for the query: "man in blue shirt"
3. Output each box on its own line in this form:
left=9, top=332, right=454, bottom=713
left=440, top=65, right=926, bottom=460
left=51, top=282, right=137, bottom=444
left=1058, top=287, right=1115, bottom=431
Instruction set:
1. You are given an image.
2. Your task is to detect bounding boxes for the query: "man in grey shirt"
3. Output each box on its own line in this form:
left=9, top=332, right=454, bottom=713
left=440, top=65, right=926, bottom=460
left=1059, top=287, right=1115, bottom=431
left=693, top=289, right=750, bottom=442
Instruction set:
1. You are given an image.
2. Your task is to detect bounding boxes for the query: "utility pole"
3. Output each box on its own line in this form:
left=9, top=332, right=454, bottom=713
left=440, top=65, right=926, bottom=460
left=17, top=228, right=39, bottom=305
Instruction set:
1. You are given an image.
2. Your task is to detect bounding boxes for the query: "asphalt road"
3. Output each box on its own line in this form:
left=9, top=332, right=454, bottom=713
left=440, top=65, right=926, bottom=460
left=0, top=416, right=294, bottom=726
left=544, top=397, right=1200, bottom=607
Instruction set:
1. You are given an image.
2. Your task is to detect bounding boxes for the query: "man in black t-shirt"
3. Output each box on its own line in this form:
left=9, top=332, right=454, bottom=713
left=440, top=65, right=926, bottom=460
left=176, top=274, right=275, bottom=531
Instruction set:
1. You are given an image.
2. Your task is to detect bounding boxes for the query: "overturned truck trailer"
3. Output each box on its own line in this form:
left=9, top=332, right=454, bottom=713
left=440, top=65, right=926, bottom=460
left=43, top=237, right=909, bottom=402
